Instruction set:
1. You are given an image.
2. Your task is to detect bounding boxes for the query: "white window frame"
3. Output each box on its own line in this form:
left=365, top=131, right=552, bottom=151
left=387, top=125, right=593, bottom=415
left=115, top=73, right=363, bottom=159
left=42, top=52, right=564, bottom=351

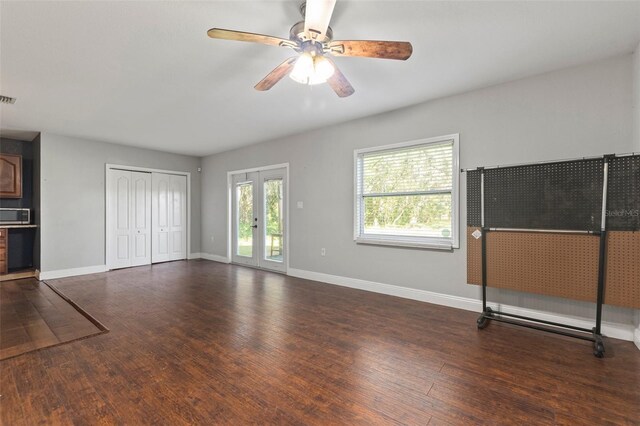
left=353, top=134, right=460, bottom=250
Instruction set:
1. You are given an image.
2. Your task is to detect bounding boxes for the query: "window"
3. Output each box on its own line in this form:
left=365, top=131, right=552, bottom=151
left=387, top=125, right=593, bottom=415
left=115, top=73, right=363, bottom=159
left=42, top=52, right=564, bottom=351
left=354, top=134, right=459, bottom=249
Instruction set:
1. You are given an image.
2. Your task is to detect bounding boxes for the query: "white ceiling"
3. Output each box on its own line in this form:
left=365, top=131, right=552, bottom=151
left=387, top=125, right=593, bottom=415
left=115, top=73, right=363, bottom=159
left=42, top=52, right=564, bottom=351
left=1, top=1, right=639, bottom=157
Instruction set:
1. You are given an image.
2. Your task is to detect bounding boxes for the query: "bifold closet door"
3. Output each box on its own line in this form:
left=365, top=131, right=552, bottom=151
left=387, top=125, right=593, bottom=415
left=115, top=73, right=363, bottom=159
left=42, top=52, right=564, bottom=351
left=152, top=173, right=187, bottom=263
left=108, top=170, right=152, bottom=269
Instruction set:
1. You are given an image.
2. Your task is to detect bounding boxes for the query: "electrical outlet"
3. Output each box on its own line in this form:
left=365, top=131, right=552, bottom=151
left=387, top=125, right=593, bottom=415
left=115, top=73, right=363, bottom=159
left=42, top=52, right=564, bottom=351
left=321, top=248, right=326, bottom=256
left=297, top=201, right=304, bottom=209
left=210, top=236, right=214, bottom=242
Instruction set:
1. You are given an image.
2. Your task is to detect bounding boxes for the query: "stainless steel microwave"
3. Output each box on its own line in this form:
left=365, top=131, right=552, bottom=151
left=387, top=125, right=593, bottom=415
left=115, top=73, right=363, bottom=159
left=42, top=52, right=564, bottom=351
left=0, top=208, right=30, bottom=225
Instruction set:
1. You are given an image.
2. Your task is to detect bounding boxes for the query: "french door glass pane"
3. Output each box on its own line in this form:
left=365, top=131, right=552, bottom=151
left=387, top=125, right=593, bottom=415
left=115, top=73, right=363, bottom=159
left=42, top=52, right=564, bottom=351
left=236, top=182, right=253, bottom=257
left=264, top=179, right=283, bottom=262
left=363, top=193, right=452, bottom=238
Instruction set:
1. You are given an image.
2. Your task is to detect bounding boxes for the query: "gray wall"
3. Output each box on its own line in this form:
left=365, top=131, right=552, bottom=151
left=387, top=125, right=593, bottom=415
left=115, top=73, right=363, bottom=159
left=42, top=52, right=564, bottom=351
left=40, top=133, right=201, bottom=272
left=201, top=54, right=636, bottom=325
left=634, top=41, right=640, bottom=150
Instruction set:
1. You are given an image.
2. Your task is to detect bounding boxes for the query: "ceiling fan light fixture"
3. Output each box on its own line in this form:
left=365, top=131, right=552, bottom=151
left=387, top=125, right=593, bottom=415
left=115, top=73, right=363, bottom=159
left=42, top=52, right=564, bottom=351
left=290, top=53, right=314, bottom=84
left=207, top=0, right=411, bottom=97
left=289, top=53, right=335, bottom=86
left=314, top=56, right=335, bottom=81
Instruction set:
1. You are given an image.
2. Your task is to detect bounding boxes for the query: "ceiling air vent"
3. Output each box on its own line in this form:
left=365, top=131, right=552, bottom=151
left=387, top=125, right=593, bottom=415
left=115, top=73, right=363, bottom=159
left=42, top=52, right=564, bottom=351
left=0, top=95, right=16, bottom=104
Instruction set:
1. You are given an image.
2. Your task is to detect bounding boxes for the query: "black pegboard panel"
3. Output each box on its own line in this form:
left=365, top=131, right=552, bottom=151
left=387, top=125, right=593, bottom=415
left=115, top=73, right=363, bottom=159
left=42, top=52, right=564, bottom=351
left=607, top=155, right=640, bottom=231
left=466, top=170, right=482, bottom=226
left=483, top=159, right=604, bottom=231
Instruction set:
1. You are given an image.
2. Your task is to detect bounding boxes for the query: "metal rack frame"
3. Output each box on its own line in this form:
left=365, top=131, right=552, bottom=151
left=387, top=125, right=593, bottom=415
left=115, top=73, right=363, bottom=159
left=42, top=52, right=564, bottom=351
left=473, top=155, right=613, bottom=358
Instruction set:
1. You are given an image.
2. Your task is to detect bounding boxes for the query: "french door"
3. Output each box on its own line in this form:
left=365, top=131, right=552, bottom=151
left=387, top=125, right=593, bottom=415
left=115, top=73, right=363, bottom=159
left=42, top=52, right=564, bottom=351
left=231, top=168, right=287, bottom=273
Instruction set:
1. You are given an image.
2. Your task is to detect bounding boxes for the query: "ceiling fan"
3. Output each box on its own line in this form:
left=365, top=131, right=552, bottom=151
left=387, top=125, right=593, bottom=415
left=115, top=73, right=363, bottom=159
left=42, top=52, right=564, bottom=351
left=207, top=0, right=413, bottom=97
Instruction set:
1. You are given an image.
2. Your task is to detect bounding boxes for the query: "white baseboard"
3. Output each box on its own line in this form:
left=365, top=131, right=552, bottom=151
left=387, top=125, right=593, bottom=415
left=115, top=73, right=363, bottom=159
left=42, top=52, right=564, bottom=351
left=40, top=265, right=109, bottom=281
left=188, top=252, right=202, bottom=260
left=288, top=268, right=637, bottom=343
left=200, top=253, right=231, bottom=264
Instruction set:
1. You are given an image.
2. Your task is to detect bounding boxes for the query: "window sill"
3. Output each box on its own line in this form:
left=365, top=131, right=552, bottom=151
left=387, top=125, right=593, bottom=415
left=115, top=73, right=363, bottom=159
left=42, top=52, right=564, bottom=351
left=355, top=237, right=455, bottom=251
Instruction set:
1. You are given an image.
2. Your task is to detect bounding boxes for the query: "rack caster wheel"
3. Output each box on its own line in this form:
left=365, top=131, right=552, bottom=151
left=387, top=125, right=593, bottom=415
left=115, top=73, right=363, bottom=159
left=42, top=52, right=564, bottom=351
left=477, top=316, right=489, bottom=329
left=477, top=308, right=493, bottom=329
left=593, top=341, right=605, bottom=358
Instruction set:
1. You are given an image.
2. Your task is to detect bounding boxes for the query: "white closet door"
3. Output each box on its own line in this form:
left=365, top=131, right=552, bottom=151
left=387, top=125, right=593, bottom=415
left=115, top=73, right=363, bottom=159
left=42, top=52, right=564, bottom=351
left=108, top=170, right=151, bottom=269
left=130, top=172, right=152, bottom=266
left=152, top=172, right=172, bottom=263
left=109, top=170, right=133, bottom=269
left=152, top=172, right=187, bottom=263
left=169, top=174, right=187, bottom=261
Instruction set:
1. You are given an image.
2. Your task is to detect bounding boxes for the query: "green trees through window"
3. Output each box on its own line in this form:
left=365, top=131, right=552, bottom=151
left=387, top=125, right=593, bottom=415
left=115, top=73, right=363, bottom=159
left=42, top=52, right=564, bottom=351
left=357, top=139, right=456, bottom=243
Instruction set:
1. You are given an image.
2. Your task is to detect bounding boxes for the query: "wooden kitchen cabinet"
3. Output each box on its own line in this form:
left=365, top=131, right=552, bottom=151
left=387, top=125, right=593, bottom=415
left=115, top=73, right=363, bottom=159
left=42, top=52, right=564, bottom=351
left=0, top=154, right=22, bottom=198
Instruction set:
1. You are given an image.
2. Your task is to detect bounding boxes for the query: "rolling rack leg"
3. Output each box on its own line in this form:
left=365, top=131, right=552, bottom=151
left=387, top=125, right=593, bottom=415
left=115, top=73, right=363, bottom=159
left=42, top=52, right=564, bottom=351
left=476, top=168, right=493, bottom=330
left=593, top=230, right=607, bottom=358
left=592, top=156, right=612, bottom=358
left=477, top=228, right=492, bottom=329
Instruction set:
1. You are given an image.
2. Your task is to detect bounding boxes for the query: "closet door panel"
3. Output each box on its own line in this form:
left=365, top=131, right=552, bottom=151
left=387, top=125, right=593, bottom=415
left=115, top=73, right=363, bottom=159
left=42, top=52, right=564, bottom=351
left=157, top=233, right=169, bottom=255
left=109, top=170, right=132, bottom=269
left=130, top=172, right=152, bottom=266
left=116, top=235, right=129, bottom=261
left=169, top=174, right=187, bottom=260
left=152, top=173, right=174, bottom=263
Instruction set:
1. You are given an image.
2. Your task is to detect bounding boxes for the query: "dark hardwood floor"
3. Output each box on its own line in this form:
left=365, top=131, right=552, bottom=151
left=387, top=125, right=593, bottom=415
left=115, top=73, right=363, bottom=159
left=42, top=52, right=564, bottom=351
left=1, top=260, right=638, bottom=425
left=0, top=279, right=104, bottom=361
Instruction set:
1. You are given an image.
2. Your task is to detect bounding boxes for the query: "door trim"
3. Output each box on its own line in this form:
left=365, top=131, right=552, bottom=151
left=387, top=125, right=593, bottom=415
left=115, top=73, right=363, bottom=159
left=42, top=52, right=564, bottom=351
left=226, top=163, right=289, bottom=273
left=105, top=164, right=192, bottom=269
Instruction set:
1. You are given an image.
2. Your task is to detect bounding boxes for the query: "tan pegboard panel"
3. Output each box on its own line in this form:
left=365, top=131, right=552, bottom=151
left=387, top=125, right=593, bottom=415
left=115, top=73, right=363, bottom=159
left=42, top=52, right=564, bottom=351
left=486, top=232, right=600, bottom=303
left=605, top=232, right=640, bottom=309
left=467, top=227, right=482, bottom=285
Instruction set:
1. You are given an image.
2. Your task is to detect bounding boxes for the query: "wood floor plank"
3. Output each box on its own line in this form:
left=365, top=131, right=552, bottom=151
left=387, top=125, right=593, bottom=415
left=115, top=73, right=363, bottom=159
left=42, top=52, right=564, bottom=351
left=0, top=279, right=104, bottom=360
left=0, top=260, right=638, bottom=424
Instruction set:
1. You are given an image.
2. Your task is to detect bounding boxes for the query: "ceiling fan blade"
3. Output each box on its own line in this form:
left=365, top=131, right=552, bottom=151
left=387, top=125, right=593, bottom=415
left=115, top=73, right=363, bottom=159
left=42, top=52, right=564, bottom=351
left=207, top=28, right=292, bottom=48
left=325, top=58, right=354, bottom=98
left=304, top=0, right=336, bottom=41
left=329, top=40, right=413, bottom=60
left=254, top=57, right=298, bottom=91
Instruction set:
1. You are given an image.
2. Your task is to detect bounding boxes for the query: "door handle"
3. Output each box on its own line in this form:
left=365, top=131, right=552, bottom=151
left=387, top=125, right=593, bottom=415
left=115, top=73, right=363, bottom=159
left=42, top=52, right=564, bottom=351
left=251, top=225, right=258, bottom=229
